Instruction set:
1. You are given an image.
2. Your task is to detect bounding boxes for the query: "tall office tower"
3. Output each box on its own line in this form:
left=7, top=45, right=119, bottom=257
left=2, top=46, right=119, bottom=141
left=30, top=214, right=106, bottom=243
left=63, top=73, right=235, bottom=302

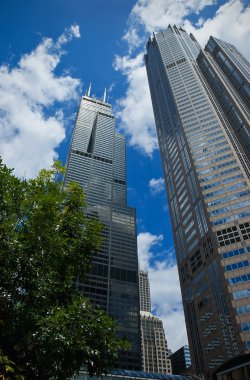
left=145, top=25, right=250, bottom=378
left=140, top=313, right=172, bottom=374
left=64, top=94, right=141, bottom=370
left=139, top=270, right=151, bottom=312
left=139, top=271, right=172, bottom=374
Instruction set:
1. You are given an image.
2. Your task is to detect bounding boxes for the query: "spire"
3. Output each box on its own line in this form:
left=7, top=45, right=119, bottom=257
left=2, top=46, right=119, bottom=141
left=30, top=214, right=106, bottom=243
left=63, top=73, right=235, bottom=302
left=87, top=83, right=92, bottom=97
left=103, top=88, right=107, bottom=103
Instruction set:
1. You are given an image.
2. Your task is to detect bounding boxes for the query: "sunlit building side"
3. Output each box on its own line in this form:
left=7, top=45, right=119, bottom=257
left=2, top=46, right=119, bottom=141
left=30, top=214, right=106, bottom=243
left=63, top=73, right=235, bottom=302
left=145, top=25, right=250, bottom=378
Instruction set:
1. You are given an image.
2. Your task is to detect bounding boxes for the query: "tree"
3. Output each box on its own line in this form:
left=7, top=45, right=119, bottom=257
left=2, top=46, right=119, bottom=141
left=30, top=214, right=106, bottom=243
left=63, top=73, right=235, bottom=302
left=0, top=159, right=126, bottom=379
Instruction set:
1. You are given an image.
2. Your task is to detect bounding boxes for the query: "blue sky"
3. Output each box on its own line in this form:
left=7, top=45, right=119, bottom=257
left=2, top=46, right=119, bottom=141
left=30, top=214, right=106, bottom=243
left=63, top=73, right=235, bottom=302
left=1, top=0, right=250, bottom=353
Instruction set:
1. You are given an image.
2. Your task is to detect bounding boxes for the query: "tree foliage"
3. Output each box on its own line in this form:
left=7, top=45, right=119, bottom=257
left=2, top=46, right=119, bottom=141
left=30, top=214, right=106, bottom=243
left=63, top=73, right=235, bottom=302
left=0, top=159, right=125, bottom=379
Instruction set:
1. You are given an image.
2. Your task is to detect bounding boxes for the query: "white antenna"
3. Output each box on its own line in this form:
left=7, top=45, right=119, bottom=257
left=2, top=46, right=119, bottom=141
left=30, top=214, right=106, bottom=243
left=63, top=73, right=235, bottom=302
left=87, top=83, right=92, bottom=97
left=103, top=88, right=107, bottom=103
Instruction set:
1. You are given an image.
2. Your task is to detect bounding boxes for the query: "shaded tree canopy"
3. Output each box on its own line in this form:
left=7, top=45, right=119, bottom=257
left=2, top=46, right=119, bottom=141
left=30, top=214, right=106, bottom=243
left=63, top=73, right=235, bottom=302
left=0, top=159, right=126, bottom=379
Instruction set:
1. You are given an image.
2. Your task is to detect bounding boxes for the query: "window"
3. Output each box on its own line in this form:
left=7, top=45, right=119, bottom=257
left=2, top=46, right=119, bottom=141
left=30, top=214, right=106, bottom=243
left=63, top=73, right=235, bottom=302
left=224, top=260, right=249, bottom=272
left=190, top=250, right=202, bottom=273
left=185, top=220, right=194, bottom=235
left=236, top=304, right=250, bottom=315
left=205, top=338, right=220, bottom=352
left=241, top=322, right=250, bottom=332
left=203, top=324, right=217, bottom=337
left=222, top=247, right=246, bottom=259
left=239, top=222, right=250, bottom=241
left=187, top=229, right=196, bottom=243
left=217, top=226, right=240, bottom=247
left=232, top=288, right=250, bottom=299
left=228, top=273, right=250, bottom=285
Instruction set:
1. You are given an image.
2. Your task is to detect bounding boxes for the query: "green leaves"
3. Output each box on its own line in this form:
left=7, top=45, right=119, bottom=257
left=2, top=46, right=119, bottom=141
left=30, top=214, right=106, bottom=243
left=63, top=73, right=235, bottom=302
left=0, top=159, right=123, bottom=379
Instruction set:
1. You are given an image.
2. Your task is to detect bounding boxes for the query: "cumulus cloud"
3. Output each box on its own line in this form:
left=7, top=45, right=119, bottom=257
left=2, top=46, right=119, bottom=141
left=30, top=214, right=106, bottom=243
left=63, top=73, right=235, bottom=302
left=115, top=0, right=214, bottom=155
left=115, top=0, right=250, bottom=156
left=138, top=232, right=163, bottom=270
left=114, top=53, right=157, bottom=155
left=137, top=232, right=188, bottom=352
left=128, top=0, right=213, bottom=36
left=183, top=0, right=250, bottom=60
left=149, top=261, right=188, bottom=352
left=122, top=28, right=142, bottom=54
left=149, top=177, right=165, bottom=195
left=0, top=25, right=81, bottom=178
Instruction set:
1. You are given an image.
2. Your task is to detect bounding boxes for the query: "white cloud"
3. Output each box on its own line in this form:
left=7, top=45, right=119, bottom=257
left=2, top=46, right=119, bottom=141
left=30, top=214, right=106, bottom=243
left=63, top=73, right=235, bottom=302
left=183, top=0, right=250, bottom=60
left=70, top=24, right=81, bottom=38
left=114, top=54, right=157, bottom=155
left=115, top=0, right=250, bottom=156
left=137, top=232, right=188, bottom=352
left=149, top=261, right=188, bottom=352
left=137, top=232, right=163, bottom=271
left=0, top=25, right=81, bottom=178
left=149, top=177, right=165, bottom=195
left=115, top=0, right=214, bottom=155
left=128, top=0, right=213, bottom=36
left=57, top=24, right=81, bottom=46
left=122, top=28, right=141, bottom=54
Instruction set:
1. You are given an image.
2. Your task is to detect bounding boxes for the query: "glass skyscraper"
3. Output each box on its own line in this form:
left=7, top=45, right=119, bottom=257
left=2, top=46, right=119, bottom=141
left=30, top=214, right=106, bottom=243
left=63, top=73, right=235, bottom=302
left=64, top=95, right=141, bottom=370
left=145, top=25, right=250, bottom=378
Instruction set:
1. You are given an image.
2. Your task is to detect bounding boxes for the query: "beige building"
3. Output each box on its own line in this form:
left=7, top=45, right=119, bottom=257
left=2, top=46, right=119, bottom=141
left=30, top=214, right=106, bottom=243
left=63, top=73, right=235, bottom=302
left=139, top=271, right=172, bottom=374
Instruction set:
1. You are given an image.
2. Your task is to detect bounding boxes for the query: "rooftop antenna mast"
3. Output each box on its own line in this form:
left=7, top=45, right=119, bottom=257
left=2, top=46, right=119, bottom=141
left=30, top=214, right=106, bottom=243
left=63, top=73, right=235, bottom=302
left=103, top=88, right=107, bottom=103
left=87, top=82, right=92, bottom=97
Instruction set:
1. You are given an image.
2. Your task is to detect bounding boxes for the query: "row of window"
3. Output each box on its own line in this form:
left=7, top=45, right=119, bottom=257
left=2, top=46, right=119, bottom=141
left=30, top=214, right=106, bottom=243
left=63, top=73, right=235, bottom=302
left=205, top=338, right=220, bottom=352
left=203, top=173, right=243, bottom=190
left=236, top=304, right=250, bottom=315
left=209, top=199, right=250, bottom=217
left=196, top=150, right=232, bottom=170
left=203, top=323, right=217, bottom=337
left=199, top=158, right=236, bottom=176
left=200, top=165, right=239, bottom=183
left=196, top=145, right=231, bottom=164
left=224, top=260, right=249, bottom=272
left=232, top=288, right=250, bottom=299
left=205, top=181, right=247, bottom=198
left=208, top=190, right=250, bottom=208
left=228, top=273, right=250, bottom=285
left=222, top=246, right=250, bottom=259
left=213, top=210, right=250, bottom=226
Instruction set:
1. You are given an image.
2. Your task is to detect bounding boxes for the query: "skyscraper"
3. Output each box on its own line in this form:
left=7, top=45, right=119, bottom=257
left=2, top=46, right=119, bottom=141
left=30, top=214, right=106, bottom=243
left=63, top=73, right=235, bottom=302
left=139, top=271, right=172, bottom=374
left=64, top=94, right=141, bottom=370
left=145, top=25, right=250, bottom=378
left=139, top=270, right=151, bottom=312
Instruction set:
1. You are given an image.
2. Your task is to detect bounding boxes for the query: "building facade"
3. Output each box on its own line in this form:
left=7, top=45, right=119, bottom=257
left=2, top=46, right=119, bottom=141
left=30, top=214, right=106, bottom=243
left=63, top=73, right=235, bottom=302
left=145, top=25, right=250, bottom=378
left=140, top=312, right=172, bottom=374
left=64, top=95, right=141, bottom=370
left=139, top=271, right=172, bottom=374
left=139, top=271, right=151, bottom=312
left=169, top=345, right=191, bottom=375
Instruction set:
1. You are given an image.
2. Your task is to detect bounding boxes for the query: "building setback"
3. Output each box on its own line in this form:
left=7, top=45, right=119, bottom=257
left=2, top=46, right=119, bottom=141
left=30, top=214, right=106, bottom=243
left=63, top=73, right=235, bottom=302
left=139, top=271, right=172, bottom=374
left=64, top=94, right=141, bottom=370
left=145, top=25, right=250, bottom=379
